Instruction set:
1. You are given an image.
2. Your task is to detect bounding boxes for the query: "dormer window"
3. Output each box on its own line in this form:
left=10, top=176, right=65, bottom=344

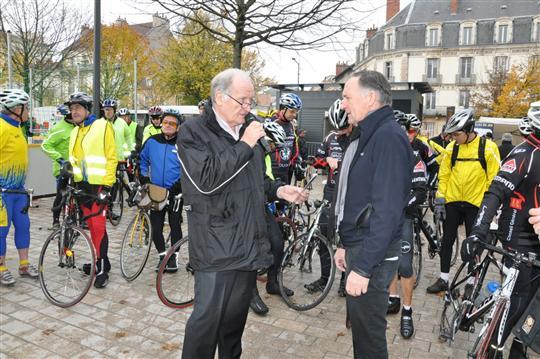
left=494, top=18, right=512, bottom=44
left=532, top=16, right=540, bottom=42
left=426, top=24, right=442, bottom=47
left=384, top=28, right=395, bottom=50
left=460, top=21, right=476, bottom=45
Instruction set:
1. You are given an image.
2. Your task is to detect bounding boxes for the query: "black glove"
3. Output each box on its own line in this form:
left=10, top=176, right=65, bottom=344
left=97, top=186, right=111, bottom=204
left=461, top=234, right=481, bottom=263
left=139, top=176, right=150, bottom=185
left=170, top=180, right=182, bottom=195
left=433, top=197, right=446, bottom=221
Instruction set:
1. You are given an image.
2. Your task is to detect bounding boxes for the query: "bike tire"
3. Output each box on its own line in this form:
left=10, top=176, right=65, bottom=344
left=413, top=231, right=423, bottom=289
left=108, top=181, right=124, bottom=226
left=120, top=210, right=152, bottom=281
left=278, top=232, right=336, bottom=311
left=156, top=237, right=195, bottom=309
left=38, top=226, right=95, bottom=307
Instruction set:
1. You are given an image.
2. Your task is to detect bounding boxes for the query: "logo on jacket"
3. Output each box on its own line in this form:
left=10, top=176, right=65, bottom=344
left=279, top=147, right=291, bottom=162
left=509, top=191, right=525, bottom=210
left=401, top=241, right=411, bottom=253
left=413, top=160, right=426, bottom=173
left=501, top=159, right=516, bottom=174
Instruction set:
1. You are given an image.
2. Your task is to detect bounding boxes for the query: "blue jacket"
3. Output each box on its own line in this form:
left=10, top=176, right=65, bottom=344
left=339, top=105, right=414, bottom=277
left=140, top=133, right=181, bottom=193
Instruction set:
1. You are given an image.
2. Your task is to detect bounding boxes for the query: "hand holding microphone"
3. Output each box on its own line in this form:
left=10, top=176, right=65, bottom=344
left=241, top=113, right=271, bottom=153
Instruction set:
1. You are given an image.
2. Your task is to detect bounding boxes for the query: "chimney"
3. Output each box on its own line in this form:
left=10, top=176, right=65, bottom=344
left=386, top=0, right=400, bottom=21
left=366, top=26, right=378, bottom=40
left=336, top=62, right=349, bottom=77
left=450, top=0, right=459, bottom=15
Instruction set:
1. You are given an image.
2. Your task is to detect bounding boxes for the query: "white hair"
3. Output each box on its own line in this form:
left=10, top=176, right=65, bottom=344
left=211, top=68, right=252, bottom=102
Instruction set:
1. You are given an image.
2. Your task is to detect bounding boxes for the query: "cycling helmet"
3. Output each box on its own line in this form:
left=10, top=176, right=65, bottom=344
left=519, top=117, right=533, bottom=136
left=118, top=108, right=130, bottom=116
left=162, top=108, right=183, bottom=123
left=102, top=98, right=118, bottom=109
left=279, top=93, right=302, bottom=110
left=444, top=108, right=475, bottom=134
left=198, top=100, right=208, bottom=108
left=393, top=109, right=406, bottom=121
left=528, top=107, right=540, bottom=131
left=406, top=114, right=422, bottom=130
left=0, top=89, right=30, bottom=109
left=148, top=106, right=163, bottom=117
left=64, top=92, right=93, bottom=111
left=57, top=105, right=70, bottom=116
left=328, top=99, right=349, bottom=130
left=263, top=120, right=286, bottom=147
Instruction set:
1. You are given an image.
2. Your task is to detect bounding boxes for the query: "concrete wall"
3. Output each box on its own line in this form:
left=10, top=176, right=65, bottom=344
left=27, top=145, right=57, bottom=197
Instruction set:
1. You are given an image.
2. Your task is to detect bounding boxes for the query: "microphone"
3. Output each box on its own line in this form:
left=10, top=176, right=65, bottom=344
left=245, top=113, right=271, bottom=154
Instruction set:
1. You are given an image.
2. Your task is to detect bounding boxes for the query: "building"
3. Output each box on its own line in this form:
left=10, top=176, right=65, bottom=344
left=342, top=0, right=540, bottom=137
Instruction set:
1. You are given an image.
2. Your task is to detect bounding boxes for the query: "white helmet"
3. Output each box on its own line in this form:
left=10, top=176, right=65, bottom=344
left=0, top=89, right=30, bottom=110
left=263, top=120, right=286, bottom=147
left=445, top=109, right=475, bottom=134
left=118, top=108, right=130, bottom=116
left=518, top=117, right=532, bottom=136
left=406, top=114, right=422, bottom=130
left=528, top=107, right=540, bottom=131
left=328, top=99, right=349, bottom=130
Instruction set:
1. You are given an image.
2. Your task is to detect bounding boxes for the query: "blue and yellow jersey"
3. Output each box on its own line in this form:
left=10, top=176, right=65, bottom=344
left=0, top=114, right=28, bottom=190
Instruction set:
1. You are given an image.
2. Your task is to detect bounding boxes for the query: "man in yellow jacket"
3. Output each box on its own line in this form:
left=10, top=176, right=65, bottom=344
left=66, top=92, right=117, bottom=289
left=427, top=109, right=500, bottom=294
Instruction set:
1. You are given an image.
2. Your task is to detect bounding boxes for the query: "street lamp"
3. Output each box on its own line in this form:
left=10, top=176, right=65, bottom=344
left=291, top=57, right=300, bottom=91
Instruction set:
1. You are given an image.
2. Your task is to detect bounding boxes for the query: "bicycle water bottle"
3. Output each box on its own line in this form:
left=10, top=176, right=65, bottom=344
left=474, top=280, right=500, bottom=307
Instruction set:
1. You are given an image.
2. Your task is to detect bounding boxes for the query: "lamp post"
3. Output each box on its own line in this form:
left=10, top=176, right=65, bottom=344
left=291, top=57, right=300, bottom=91
left=7, top=30, right=13, bottom=87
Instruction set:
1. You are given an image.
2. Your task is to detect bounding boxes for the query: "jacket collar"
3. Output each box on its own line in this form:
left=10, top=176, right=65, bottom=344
left=202, top=100, right=243, bottom=144
left=0, top=113, right=21, bottom=127
left=80, top=114, right=97, bottom=128
left=350, top=105, right=394, bottom=143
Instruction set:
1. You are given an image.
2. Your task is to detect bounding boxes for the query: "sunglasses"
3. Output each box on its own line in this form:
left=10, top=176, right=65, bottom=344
left=162, top=120, right=178, bottom=128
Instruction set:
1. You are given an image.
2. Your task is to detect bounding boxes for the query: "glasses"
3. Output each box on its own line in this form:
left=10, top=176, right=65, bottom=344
left=162, top=120, right=178, bottom=128
left=450, top=131, right=465, bottom=138
left=226, top=94, right=256, bottom=109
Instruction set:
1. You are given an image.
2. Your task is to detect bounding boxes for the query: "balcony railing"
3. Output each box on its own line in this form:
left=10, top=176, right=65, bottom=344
left=422, top=74, right=443, bottom=85
left=455, top=74, right=476, bottom=85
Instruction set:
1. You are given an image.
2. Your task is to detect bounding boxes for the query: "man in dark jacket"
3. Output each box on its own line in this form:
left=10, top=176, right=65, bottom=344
left=498, top=132, right=514, bottom=160
left=334, top=70, right=414, bottom=358
left=177, top=68, right=308, bottom=359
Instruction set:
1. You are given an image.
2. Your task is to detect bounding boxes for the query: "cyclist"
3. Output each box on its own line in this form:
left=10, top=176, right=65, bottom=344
left=305, top=99, right=351, bottom=297
left=65, top=92, right=118, bottom=288
left=102, top=99, right=133, bottom=161
left=387, top=111, right=429, bottom=339
left=143, top=106, right=163, bottom=144
left=429, top=124, right=451, bottom=150
left=411, top=114, right=446, bottom=159
left=41, top=104, right=75, bottom=230
left=461, top=107, right=540, bottom=358
left=519, top=116, right=533, bottom=138
left=269, top=93, right=302, bottom=183
left=118, top=107, right=137, bottom=153
left=427, top=108, right=500, bottom=294
left=0, top=88, right=39, bottom=286
left=197, top=100, right=206, bottom=115
left=139, top=109, right=183, bottom=272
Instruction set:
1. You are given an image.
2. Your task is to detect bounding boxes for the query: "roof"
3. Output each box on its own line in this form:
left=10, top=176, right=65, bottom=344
left=383, top=0, right=540, bottom=29
left=131, top=22, right=153, bottom=37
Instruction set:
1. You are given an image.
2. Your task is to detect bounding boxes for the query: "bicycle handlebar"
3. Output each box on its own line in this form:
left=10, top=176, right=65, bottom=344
left=478, top=241, right=540, bottom=268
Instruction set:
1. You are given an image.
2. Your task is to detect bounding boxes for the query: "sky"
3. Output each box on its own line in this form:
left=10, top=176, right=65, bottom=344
left=74, top=0, right=413, bottom=84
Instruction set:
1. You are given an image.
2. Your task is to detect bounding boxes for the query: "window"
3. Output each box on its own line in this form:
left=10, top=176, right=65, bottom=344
left=460, top=57, right=473, bottom=78
left=463, top=26, right=473, bottom=45
left=385, top=32, right=394, bottom=50
left=459, top=90, right=470, bottom=108
left=536, top=22, right=540, bottom=42
left=429, top=28, right=439, bottom=46
left=425, top=92, right=436, bottom=110
left=493, top=56, right=508, bottom=72
left=427, top=58, right=439, bottom=79
left=384, top=61, right=393, bottom=80
left=498, top=24, right=508, bottom=43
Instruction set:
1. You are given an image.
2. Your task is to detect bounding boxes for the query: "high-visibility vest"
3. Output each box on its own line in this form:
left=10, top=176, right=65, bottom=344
left=69, top=119, right=110, bottom=184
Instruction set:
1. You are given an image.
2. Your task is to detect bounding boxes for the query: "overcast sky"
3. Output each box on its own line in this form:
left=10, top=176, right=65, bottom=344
left=74, top=0, right=413, bottom=84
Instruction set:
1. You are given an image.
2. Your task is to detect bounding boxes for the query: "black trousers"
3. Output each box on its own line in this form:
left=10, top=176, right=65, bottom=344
left=440, top=201, right=478, bottom=273
left=346, top=248, right=398, bottom=359
left=52, top=174, right=70, bottom=223
left=182, top=270, right=257, bottom=359
left=265, top=210, right=284, bottom=283
left=149, top=203, right=182, bottom=254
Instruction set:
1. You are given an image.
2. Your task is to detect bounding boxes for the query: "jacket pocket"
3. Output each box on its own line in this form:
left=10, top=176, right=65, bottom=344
left=207, top=217, right=244, bottom=264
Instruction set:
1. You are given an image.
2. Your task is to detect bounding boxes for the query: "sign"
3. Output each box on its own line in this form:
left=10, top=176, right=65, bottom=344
left=475, top=122, right=494, bottom=137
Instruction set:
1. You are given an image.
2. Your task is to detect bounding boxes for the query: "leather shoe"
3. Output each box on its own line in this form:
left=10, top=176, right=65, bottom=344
left=249, top=289, right=269, bottom=316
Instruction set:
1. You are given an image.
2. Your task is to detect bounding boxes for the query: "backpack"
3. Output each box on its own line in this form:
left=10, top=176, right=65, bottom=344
left=450, top=136, right=487, bottom=173
left=513, top=287, right=540, bottom=354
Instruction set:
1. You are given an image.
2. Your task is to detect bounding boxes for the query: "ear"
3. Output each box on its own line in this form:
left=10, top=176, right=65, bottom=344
left=214, top=91, right=226, bottom=106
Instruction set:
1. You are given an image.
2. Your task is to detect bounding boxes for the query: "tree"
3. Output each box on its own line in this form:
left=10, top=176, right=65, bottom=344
left=154, top=0, right=368, bottom=68
left=157, top=15, right=273, bottom=104
left=0, top=0, right=87, bottom=105
left=470, top=68, right=508, bottom=117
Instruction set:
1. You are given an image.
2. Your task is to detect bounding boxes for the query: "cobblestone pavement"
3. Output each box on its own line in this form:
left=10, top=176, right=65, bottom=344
left=1, top=178, right=538, bottom=358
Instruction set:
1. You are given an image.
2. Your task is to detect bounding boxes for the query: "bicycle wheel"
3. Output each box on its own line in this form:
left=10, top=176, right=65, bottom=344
left=38, top=226, right=95, bottom=307
left=451, top=233, right=460, bottom=267
left=108, top=181, right=124, bottom=226
left=278, top=232, right=335, bottom=311
left=469, top=299, right=506, bottom=358
left=120, top=210, right=152, bottom=281
left=413, top=231, right=423, bottom=289
left=156, top=237, right=194, bottom=308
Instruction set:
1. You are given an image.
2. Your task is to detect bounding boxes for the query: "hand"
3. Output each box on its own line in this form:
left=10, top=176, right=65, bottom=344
left=240, top=121, right=265, bottom=148
left=529, top=208, right=540, bottom=235
left=334, top=248, right=346, bottom=272
left=461, top=235, right=480, bottom=262
left=98, top=186, right=111, bottom=203
left=346, top=271, right=370, bottom=297
left=326, top=157, right=339, bottom=170
left=277, top=185, right=309, bottom=204
left=434, top=197, right=446, bottom=221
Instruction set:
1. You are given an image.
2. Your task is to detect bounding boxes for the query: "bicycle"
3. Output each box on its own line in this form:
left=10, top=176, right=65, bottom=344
left=278, top=198, right=336, bottom=311
left=38, top=178, right=106, bottom=307
left=108, top=161, right=134, bottom=226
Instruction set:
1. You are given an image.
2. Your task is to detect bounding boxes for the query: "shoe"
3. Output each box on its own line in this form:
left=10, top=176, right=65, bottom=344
left=266, top=281, right=294, bottom=296
left=509, top=339, right=528, bottom=359
left=337, top=279, right=346, bottom=297
left=249, top=289, right=269, bottom=316
left=18, top=264, right=39, bottom=278
left=400, top=311, right=415, bottom=339
left=155, top=254, right=165, bottom=272
left=304, top=278, right=327, bottom=293
left=82, top=263, right=92, bottom=276
left=165, top=253, right=178, bottom=273
left=48, top=222, right=60, bottom=231
left=0, top=270, right=16, bottom=286
left=463, top=283, right=474, bottom=300
left=94, top=272, right=109, bottom=289
left=387, top=297, right=401, bottom=314
left=427, top=278, right=448, bottom=294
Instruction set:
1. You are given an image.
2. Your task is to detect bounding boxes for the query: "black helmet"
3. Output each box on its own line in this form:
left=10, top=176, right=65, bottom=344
left=64, top=92, right=93, bottom=112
